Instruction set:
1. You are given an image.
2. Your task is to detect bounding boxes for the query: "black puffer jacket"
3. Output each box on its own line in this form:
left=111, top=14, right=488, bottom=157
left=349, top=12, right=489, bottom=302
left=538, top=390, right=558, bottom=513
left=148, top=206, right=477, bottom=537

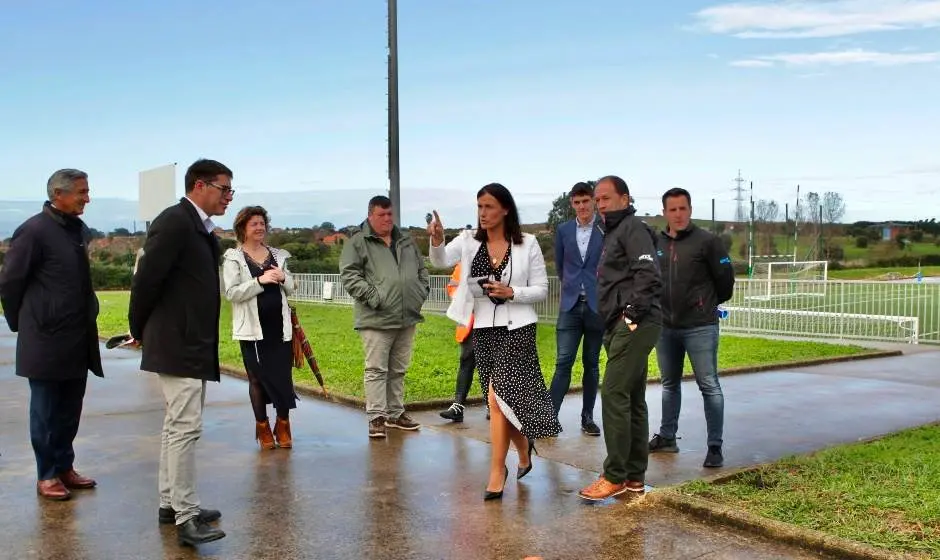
left=658, top=224, right=735, bottom=329
left=596, top=205, right=663, bottom=330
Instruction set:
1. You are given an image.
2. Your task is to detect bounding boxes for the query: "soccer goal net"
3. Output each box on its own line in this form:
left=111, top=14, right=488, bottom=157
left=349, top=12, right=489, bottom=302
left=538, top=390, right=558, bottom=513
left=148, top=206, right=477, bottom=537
left=747, top=260, right=828, bottom=300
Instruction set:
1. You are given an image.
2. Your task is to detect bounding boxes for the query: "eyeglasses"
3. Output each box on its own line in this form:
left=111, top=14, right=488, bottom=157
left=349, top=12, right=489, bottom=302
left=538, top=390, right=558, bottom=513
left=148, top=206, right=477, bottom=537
left=206, top=182, right=235, bottom=198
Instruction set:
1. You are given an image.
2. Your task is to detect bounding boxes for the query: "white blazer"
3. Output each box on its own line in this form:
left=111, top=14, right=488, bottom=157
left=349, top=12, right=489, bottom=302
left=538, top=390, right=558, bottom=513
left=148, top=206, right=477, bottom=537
left=430, top=230, right=548, bottom=330
left=221, top=246, right=295, bottom=342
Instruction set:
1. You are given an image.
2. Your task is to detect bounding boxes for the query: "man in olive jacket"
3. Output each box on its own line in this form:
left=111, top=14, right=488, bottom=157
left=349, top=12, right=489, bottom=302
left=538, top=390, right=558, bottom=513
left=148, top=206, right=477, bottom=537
left=128, top=159, right=231, bottom=547
left=339, top=195, right=429, bottom=439
left=0, top=169, right=102, bottom=501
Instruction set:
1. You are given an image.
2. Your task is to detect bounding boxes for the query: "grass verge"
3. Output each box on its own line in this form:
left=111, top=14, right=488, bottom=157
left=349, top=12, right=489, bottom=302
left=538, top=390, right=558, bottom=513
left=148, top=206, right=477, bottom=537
left=676, top=424, right=940, bottom=558
left=94, top=291, right=871, bottom=403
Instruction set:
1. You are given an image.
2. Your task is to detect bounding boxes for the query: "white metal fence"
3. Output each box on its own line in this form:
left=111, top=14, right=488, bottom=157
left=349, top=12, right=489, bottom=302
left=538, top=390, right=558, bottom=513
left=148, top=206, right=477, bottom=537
left=290, top=274, right=940, bottom=345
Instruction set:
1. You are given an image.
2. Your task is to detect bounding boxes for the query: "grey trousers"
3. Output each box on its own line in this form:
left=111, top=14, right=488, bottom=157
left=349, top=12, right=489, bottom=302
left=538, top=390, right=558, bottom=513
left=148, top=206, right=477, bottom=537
left=359, top=326, right=417, bottom=421
left=157, top=375, right=206, bottom=525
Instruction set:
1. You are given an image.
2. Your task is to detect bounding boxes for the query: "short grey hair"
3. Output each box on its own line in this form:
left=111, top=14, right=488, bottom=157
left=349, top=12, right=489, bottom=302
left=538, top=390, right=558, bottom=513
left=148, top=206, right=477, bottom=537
left=47, top=168, right=88, bottom=201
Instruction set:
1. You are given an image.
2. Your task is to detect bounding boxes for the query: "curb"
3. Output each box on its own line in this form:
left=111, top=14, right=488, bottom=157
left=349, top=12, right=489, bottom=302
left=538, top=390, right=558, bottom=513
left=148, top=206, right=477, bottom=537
left=649, top=491, right=915, bottom=560
left=710, top=349, right=902, bottom=378
left=95, top=335, right=367, bottom=408
left=399, top=348, right=901, bottom=412
left=99, top=336, right=901, bottom=413
left=218, top=364, right=367, bottom=410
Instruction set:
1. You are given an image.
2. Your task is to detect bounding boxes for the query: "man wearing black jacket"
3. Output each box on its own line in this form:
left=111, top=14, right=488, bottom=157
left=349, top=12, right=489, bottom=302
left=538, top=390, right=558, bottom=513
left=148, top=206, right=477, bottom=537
left=129, top=159, right=232, bottom=546
left=649, top=188, right=735, bottom=468
left=0, top=169, right=102, bottom=501
left=578, top=175, right=662, bottom=501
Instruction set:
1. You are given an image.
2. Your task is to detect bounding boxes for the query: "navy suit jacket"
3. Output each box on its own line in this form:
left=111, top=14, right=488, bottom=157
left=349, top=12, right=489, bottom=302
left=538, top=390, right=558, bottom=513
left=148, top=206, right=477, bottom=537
left=555, top=216, right=604, bottom=313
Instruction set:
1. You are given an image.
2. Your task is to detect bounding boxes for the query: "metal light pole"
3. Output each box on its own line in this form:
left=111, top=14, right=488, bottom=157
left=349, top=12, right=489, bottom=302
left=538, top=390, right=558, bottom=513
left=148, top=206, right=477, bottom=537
left=387, top=0, right=401, bottom=225
left=748, top=182, right=754, bottom=277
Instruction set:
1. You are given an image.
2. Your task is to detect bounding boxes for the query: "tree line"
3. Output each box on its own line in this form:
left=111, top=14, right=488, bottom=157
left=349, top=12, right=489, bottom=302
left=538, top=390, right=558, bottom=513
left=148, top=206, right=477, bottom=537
left=4, top=196, right=939, bottom=289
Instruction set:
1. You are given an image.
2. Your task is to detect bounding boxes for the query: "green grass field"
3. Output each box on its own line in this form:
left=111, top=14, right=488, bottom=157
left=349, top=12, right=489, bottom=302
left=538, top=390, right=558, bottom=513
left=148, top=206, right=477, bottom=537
left=678, top=423, right=940, bottom=558
left=94, top=292, right=869, bottom=403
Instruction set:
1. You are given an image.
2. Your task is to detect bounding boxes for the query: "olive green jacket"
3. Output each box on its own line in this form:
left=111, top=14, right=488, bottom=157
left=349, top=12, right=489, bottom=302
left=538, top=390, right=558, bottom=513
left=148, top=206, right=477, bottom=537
left=338, top=221, right=429, bottom=330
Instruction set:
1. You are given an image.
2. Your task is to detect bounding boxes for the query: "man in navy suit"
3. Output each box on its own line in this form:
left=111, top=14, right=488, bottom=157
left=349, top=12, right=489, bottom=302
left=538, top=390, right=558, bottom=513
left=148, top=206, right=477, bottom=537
left=549, top=182, right=605, bottom=436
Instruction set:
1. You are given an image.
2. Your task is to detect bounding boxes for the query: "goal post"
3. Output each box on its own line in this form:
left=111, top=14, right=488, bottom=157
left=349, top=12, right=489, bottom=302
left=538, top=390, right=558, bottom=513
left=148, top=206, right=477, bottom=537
left=747, top=260, right=828, bottom=300
left=748, top=254, right=794, bottom=278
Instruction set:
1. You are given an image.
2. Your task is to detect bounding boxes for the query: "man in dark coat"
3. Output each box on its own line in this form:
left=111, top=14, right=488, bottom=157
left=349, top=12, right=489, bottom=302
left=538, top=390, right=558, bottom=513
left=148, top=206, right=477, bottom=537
left=128, top=159, right=232, bottom=547
left=578, top=175, right=663, bottom=502
left=649, top=187, right=735, bottom=468
left=0, top=168, right=103, bottom=501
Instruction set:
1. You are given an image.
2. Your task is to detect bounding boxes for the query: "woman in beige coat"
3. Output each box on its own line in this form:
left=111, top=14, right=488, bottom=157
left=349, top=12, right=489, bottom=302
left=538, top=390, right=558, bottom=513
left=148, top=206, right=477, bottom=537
left=222, top=206, right=297, bottom=450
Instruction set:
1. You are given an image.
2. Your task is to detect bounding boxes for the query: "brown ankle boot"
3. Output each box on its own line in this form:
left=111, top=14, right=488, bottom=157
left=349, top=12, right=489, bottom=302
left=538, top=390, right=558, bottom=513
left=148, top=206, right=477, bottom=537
left=274, top=417, right=292, bottom=449
left=256, top=420, right=275, bottom=450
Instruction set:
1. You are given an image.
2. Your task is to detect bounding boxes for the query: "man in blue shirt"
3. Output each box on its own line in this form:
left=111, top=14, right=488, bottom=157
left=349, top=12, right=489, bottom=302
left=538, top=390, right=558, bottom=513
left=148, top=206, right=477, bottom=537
left=549, top=182, right=605, bottom=436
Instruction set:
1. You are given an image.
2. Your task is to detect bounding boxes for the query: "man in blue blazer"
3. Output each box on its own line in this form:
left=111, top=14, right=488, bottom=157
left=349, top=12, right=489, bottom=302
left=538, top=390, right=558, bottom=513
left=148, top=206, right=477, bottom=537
left=549, top=182, right=605, bottom=436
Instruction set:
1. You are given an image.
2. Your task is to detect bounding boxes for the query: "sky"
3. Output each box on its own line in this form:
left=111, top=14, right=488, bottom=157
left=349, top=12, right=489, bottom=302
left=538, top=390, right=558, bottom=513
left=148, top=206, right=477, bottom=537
left=1, top=0, right=939, bottom=233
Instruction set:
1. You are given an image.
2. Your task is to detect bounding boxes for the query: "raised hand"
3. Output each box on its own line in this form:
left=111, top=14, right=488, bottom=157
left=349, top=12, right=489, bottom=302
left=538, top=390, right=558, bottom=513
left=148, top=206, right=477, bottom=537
left=427, top=210, right=445, bottom=246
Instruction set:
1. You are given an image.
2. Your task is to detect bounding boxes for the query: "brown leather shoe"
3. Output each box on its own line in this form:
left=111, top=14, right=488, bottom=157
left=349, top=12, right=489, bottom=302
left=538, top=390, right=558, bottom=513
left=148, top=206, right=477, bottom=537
left=274, top=417, right=292, bottom=449
left=625, top=480, right=646, bottom=493
left=37, top=478, right=71, bottom=501
left=59, top=469, right=96, bottom=489
left=256, top=420, right=276, bottom=450
left=578, top=476, right=629, bottom=501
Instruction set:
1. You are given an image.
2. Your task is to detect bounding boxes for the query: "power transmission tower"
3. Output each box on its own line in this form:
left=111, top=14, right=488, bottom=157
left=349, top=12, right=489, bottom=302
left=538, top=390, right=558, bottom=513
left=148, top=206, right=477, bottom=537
left=733, top=169, right=747, bottom=224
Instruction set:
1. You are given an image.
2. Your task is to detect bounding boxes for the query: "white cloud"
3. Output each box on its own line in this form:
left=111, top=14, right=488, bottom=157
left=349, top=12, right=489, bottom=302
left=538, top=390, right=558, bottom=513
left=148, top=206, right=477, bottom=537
left=730, top=59, right=774, bottom=67
left=694, top=0, right=940, bottom=38
left=731, top=48, right=940, bottom=67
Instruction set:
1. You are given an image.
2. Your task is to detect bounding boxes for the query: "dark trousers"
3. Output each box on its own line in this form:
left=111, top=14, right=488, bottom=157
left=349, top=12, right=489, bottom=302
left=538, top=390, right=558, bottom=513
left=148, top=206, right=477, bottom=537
left=453, top=332, right=476, bottom=404
left=29, top=377, right=88, bottom=481
left=601, top=319, right=661, bottom=484
left=549, top=300, right=604, bottom=423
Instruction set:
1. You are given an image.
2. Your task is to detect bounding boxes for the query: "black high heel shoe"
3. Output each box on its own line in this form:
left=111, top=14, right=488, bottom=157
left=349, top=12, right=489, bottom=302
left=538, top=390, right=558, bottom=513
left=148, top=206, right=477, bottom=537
left=484, top=465, right=509, bottom=501
left=517, top=438, right=538, bottom=480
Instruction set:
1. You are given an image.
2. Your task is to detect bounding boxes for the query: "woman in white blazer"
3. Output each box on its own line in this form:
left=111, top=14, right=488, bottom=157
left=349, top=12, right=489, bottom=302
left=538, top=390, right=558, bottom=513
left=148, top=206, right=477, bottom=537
left=222, top=206, right=298, bottom=450
left=429, top=183, right=561, bottom=501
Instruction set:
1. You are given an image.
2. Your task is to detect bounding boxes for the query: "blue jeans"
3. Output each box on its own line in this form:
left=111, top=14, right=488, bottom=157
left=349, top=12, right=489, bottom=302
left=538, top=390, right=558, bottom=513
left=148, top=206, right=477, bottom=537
left=29, top=377, right=88, bottom=480
left=655, top=324, right=724, bottom=447
left=549, top=300, right=604, bottom=423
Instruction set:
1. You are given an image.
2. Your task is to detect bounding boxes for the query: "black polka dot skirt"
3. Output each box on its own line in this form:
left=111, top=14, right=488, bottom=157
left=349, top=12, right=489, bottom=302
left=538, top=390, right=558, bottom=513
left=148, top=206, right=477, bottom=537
left=474, top=324, right=562, bottom=439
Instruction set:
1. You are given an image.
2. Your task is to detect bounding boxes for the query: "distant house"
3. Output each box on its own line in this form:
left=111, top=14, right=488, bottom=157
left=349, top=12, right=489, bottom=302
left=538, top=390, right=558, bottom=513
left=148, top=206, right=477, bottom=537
left=89, top=235, right=141, bottom=255
left=322, top=232, right=348, bottom=246
left=871, top=223, right=908, bottom=241
left=214, top=228, right=237, bottom=240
